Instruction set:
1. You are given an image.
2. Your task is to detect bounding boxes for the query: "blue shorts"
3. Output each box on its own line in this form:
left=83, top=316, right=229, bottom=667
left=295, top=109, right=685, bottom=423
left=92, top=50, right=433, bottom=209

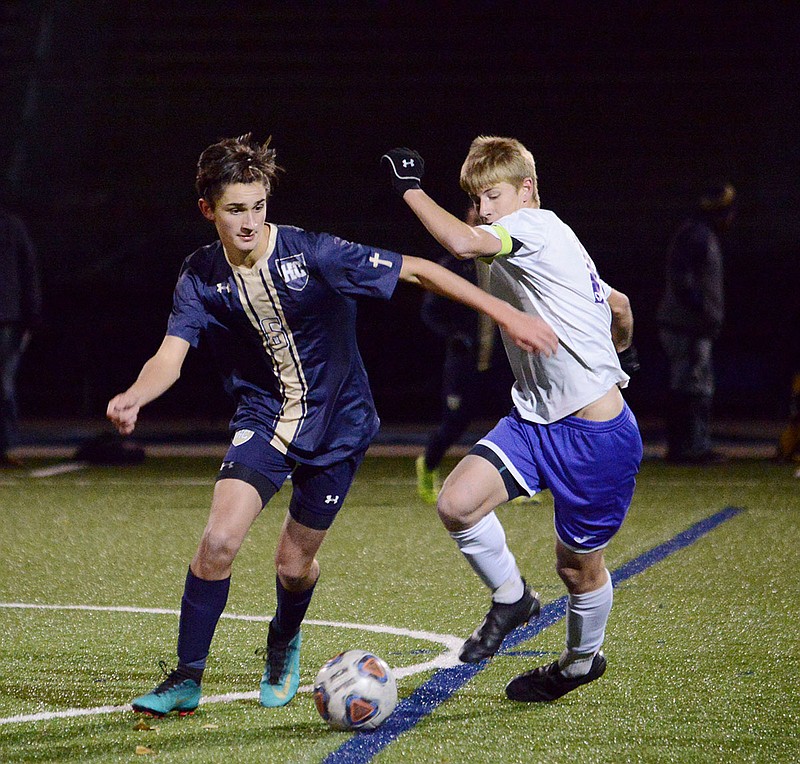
left=474, top=404, right=643, bottom=552
left=216, top=429, right=366, bottom=531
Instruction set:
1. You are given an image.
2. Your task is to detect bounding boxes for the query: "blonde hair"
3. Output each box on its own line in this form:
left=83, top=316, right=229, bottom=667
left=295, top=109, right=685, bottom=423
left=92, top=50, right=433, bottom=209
left=459, top=136, right=540, bottom=207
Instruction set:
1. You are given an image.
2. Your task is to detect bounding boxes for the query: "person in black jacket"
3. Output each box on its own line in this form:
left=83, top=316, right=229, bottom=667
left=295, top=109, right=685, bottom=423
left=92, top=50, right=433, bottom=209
left=656, top=182, right=736, bottom=464
left=416, top=208, right=539, bottom=505
left=0, top=205, right=42, bottom=467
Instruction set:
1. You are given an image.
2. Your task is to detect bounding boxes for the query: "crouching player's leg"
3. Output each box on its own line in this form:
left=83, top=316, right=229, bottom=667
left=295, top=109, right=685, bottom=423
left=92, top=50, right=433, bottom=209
left=505, top=404, right=642, bottom=702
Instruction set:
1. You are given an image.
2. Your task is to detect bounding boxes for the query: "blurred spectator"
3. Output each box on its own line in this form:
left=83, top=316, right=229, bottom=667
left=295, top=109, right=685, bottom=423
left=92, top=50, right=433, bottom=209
left=0, top=205, right=42, bottom=467
left=776, top=372, right=800, bottom=463
left=657, top=182, right=736, bottom=464
left=415, top=207, right=537, bottom=505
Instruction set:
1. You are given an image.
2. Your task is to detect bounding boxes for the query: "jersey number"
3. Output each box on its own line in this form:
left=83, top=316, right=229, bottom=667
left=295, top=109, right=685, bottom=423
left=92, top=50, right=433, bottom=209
left=582, top=252, right=604, bottom=304
left=260, top=318, right=289, bottom=351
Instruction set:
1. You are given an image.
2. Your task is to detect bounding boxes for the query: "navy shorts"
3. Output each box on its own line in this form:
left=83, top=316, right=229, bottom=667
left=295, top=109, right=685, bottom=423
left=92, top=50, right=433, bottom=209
left=216, top=429, right=366, bottom=531
left=473, top=404, right=643, bottom=552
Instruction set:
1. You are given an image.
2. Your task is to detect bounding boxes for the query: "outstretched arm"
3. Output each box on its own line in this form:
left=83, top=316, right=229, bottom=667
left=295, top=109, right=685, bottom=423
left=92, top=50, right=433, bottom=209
left=382, top=147, right=499, bottom=259
left=106, top=335, right=190, bottom=435
left=400, top=255, right=558, bottom=356
left=402, top=189, right=501, bottom=259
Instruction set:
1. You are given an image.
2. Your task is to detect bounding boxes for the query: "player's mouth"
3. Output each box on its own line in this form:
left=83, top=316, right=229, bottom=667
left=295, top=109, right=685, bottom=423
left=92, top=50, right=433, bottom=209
left=238, top=232, right=257, bottom=243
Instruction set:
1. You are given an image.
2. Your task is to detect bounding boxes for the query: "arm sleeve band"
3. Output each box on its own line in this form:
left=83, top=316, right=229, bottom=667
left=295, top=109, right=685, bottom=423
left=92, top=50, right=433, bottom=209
left=491, top=224, right=514, bottom=256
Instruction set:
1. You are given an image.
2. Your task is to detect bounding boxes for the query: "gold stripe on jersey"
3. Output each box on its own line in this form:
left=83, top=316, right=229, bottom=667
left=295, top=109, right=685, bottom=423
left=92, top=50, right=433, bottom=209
left=227, top=226, right=309, bottom=454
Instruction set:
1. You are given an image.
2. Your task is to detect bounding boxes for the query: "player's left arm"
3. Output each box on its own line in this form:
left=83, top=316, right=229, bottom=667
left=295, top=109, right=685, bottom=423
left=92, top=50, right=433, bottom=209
left=607, top=288, right=633, bottom=352
left=399, top=255, right=558, bottom=356
left=608, top=287, right=641, bottom=376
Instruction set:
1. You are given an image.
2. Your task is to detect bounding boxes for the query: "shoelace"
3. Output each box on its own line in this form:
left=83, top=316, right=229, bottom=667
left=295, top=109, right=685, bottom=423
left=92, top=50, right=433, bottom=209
left=151, top=660, right=187, bottom=694
left=254, top=644, right=289, bottom=684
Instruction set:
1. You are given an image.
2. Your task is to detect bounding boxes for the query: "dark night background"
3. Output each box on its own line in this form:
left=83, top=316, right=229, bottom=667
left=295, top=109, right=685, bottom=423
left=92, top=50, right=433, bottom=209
left=2, top=1, right=798, bottom=437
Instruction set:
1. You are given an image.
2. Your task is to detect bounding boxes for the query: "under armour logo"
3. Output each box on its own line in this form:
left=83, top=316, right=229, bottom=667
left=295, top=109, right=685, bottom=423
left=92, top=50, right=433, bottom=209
left=402, top=158, right=415, bottom=168
left=369, top=252, right=393, bottom=269
left=216, top=282, right=231, bottom=294
left=325, top=495, right=340, bottom=504
left=220, top=461, right=234, bottom=469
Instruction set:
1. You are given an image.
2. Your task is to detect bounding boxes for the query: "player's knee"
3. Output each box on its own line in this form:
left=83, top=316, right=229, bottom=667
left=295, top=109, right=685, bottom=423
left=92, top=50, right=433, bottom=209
left=556, top=561, right=582, bottom=591
left=276, top=556, right=318, bottom=591
left=436, top=484, right=473, bottom=529
left=196, top=530, right=239, bottom=572
left=556, top=559, right=606, bottom=594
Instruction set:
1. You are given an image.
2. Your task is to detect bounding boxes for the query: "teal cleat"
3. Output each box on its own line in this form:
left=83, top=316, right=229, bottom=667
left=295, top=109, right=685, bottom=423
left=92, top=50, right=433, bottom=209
left=415, top=454, right=440, bottom=504
left=131, top=666, right=201, bottom=717
left=259, top=626, right=302, bottom=708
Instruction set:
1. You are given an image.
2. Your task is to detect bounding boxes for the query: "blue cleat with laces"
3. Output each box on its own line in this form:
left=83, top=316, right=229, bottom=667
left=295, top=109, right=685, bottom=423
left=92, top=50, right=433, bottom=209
left=131, top=663, right=202, bottom=717
left=259, top=625, right=302, bottom=707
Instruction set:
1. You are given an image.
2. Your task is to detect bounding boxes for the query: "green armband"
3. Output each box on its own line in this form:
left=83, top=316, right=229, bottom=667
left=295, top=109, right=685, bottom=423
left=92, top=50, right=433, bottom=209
left=491, top=225, right=514, bottom=257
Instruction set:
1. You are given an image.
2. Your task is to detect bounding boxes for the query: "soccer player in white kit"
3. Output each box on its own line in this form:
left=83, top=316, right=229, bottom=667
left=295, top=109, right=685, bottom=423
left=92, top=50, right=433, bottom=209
left=383, top=137, right=643, bottom=702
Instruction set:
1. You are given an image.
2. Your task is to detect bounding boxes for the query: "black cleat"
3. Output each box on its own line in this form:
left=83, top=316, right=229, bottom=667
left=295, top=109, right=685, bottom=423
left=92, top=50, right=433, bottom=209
left=505, top=651, right=607, bottom=702
left=459, top=583, right=541, bottom=663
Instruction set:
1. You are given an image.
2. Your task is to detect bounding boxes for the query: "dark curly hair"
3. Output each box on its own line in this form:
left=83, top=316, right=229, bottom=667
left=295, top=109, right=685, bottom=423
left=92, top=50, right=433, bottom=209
left=195, top=133, right=282, bottom=207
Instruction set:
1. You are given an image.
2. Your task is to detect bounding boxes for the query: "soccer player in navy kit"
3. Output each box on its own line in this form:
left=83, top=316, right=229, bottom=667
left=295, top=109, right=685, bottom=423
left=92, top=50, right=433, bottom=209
left=107, top=134, right=558, bottom=717
left=383, top=137, right=642, bottom=702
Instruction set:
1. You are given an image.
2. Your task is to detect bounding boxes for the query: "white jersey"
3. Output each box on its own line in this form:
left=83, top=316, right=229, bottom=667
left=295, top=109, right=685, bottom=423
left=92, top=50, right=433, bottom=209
left=480, top=207, right=628, bottom=424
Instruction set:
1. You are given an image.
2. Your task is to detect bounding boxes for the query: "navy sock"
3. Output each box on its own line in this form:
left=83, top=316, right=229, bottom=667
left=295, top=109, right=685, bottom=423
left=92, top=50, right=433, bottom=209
left=271, top=574, right=317, bottom=641
left=177, top=568, right=230, bottom=672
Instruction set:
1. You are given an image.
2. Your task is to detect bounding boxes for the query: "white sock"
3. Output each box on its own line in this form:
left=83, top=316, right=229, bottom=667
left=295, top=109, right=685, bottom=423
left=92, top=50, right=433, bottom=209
left=450, top=512, right=523, bottom=603
left=558, top=571, right=613, bottom=678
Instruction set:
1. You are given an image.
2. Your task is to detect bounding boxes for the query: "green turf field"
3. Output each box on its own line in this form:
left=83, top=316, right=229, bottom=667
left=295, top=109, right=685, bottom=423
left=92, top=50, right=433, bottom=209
left=1, top=455, right=798, bottom=763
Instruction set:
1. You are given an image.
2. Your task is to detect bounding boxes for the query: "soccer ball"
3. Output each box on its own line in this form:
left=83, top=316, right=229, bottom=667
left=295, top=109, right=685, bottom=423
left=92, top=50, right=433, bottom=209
left=313, top=650, right=397, bottom=731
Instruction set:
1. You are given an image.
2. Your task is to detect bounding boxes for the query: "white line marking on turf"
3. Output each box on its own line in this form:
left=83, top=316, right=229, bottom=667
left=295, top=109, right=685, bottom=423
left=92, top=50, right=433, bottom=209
left=0, top=602, right=461, bottom=725
left=27, top=462, right=88, bottom=478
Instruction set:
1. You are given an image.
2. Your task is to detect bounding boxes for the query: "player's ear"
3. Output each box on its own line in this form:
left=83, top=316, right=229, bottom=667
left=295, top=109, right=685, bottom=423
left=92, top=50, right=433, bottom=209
left=198, top=197, right=215, bottom=222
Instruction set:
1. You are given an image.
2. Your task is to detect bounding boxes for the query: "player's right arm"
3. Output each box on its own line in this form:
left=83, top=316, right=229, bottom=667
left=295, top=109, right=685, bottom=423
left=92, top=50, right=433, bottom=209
left=381, top=148, right=499, bottom=259
left=404, top=190, right=500, bottom=259
left=106, top=335, right=190, bottom=435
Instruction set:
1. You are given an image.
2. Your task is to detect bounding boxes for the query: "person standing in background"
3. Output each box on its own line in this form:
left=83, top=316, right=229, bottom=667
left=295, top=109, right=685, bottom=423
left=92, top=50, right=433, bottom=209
left=0, top=204, right=42, bottom=468
left=416, top=207, right=519, bottom=504
left=657, top=182, right=736, bottom=464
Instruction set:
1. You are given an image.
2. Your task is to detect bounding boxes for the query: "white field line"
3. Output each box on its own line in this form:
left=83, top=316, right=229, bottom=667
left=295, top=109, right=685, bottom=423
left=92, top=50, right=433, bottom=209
left=27, top=462, right=88, bottom=478
left=0, top=602, right=462, bottom=726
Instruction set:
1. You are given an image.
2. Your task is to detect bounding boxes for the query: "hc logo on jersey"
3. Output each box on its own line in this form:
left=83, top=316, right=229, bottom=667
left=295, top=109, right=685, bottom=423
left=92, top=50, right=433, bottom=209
left=278, top=253, right=309, bottom=291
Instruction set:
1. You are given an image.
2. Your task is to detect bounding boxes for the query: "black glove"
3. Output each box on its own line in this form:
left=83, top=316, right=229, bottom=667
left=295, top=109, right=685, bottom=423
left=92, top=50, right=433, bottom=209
left=381, top=148, right=425, bottom=196
left=618, top=345, right=640, bottom=376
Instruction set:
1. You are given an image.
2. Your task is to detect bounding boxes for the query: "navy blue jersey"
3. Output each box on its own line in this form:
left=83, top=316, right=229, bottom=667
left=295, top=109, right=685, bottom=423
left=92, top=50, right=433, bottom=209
left=167, top=224, right=402, bottom=465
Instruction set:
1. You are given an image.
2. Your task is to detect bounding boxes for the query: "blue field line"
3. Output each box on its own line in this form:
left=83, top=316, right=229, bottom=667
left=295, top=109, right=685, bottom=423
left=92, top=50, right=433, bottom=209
left=322, top=505, right=744, bottom=764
